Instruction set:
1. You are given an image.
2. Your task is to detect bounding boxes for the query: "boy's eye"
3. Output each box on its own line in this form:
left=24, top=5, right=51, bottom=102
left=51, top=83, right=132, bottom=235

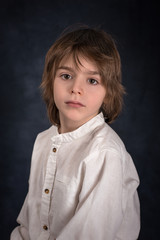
left=61, top=74, right=72, bottom=80
left=88, top=79, right=98, bottom=85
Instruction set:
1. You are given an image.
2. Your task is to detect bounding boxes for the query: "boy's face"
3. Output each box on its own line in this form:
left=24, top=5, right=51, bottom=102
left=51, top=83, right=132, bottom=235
left=53, top=55, right=106, bottom=133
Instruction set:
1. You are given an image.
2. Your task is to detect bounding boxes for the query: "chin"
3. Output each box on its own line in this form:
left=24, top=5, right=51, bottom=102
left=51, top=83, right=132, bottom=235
left=65, top=112, right=85, bottom=122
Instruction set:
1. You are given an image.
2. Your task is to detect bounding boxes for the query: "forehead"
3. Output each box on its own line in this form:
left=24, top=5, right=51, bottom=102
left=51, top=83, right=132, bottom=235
left=58, top=54, right=100, bottom=74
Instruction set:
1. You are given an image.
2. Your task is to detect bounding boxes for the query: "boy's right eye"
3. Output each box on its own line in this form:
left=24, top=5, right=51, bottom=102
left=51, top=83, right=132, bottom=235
left=61, top=74, right=72, bottom=80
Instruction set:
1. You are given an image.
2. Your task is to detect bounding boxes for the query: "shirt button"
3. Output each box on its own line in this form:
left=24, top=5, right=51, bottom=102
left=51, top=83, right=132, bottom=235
left=52, top=147, right=57, bottom=153
left=43, top=225, right=48, bottom=230
left=44, top=189, right=49, bottom=194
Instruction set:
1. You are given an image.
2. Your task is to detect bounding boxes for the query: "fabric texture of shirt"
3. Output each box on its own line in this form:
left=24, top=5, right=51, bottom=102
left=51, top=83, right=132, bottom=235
left=10, top=113, right=140, bottom=240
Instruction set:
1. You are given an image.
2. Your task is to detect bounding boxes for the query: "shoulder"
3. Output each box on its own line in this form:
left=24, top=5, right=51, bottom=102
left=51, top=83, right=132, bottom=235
left=30, top=125, right=57, bottom=165
left=37, top=125, right=55, bottom=139
left=87, top=123, right=139, bottom=182
left=34, top=125, right=56, bottom=148
left=91, top=122, right=127, bottom=157
left=95, top=123, right=139, bottom=180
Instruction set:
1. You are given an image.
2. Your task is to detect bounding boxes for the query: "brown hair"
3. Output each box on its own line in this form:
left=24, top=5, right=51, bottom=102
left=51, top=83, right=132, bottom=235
left=41, top=26, right=125, bottom=126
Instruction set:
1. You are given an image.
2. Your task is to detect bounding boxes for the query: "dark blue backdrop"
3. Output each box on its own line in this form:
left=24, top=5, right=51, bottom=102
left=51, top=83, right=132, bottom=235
left=0, top=0, right=159, bottom=239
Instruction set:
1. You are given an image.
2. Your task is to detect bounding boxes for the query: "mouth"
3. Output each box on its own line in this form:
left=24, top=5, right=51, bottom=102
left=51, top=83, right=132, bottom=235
left=65, top=101, right=85, bottom=108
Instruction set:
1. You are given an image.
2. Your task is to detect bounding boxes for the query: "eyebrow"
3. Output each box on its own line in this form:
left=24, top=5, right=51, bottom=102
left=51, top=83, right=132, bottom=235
left=57, top=66, right=101, bottom=76
left=57, top=66, right=74, bottom=72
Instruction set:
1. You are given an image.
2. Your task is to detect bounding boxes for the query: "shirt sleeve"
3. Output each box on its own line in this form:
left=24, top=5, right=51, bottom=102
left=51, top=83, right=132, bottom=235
left=56, top=149, right=140, bottom=240
left=10, top=195, right=30, bottom=240
left=10, top=133, right=40, bottom=240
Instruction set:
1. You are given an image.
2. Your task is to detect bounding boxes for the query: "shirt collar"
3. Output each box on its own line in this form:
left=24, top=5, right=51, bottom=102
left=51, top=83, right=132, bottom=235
left=51, top=112, right=105, bottom=143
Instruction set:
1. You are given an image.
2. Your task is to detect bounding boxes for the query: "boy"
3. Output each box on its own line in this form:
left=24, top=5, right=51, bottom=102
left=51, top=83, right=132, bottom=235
left=11, top=27, right=140, bottom=239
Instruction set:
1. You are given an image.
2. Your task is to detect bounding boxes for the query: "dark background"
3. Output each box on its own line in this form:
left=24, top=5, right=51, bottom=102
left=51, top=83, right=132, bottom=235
left=0, top=0, right=159, bottom=239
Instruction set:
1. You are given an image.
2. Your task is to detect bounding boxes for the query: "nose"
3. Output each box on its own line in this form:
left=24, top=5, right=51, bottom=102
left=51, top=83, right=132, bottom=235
left=71, top=79, right=83, bottom=95
left=71, top=89, right=81, bottom=95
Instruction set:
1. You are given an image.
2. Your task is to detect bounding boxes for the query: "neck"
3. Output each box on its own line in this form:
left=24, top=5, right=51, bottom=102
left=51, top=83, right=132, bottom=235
left=58, top=121, right=81, bottom=134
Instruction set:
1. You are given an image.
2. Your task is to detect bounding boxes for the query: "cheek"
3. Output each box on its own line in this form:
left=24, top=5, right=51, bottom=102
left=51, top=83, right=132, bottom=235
left=53, top=83, right=66, bottom=107
left=97, top=88, right=107, bottom=103
left=53, top=82, right=60, bottom=103
left=54, top=81, right=61, bottom=95
left=88, top=94, right=105, bottom=109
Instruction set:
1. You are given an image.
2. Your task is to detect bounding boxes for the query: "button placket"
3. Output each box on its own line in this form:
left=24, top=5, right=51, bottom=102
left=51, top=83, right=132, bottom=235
left=40, top=144, right=58, bottom=234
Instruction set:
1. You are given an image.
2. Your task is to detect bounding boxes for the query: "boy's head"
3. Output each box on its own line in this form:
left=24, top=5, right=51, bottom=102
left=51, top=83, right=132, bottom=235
left=41, top=26, right=125, bottom=126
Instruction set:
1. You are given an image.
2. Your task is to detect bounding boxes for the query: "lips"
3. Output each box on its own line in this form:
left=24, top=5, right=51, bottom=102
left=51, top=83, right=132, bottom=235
left=65, top=101, right=85, bottom=108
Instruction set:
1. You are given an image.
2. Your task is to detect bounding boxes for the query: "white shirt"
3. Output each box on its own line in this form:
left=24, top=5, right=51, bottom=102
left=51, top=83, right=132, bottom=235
left=11, top=113, right=140, bottom=240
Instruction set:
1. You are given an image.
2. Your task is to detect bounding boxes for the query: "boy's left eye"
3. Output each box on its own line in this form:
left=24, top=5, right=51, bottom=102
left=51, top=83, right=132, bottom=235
left=88, top=79, right=98, bottom=85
